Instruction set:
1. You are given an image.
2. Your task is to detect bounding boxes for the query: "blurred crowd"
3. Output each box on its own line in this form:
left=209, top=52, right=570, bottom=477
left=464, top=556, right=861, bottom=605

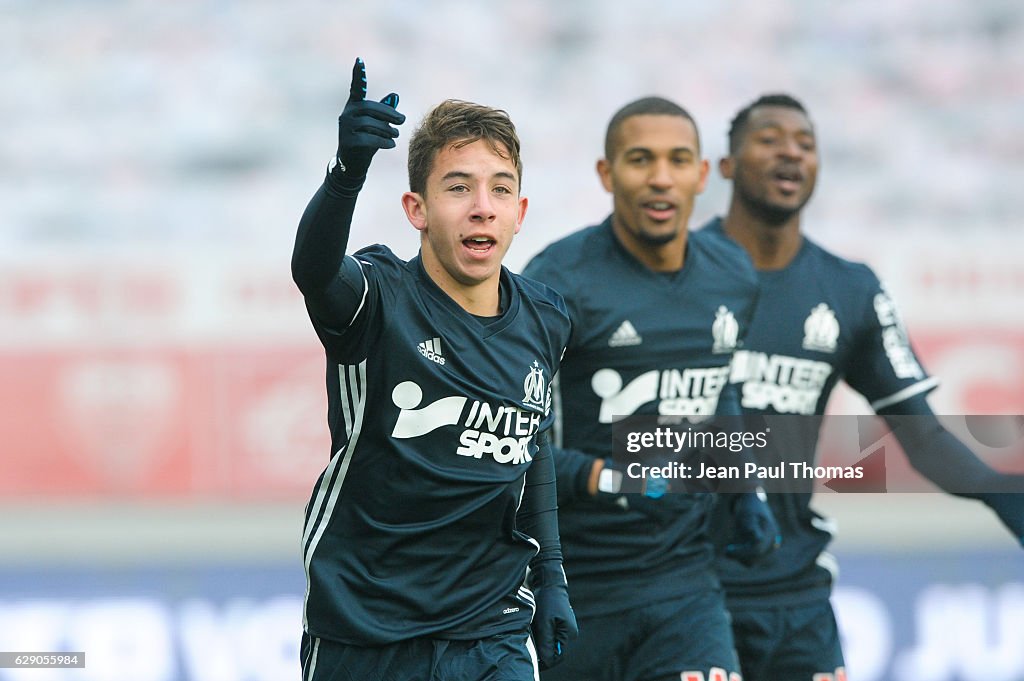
left=3, top=0, right=1023, bottom=262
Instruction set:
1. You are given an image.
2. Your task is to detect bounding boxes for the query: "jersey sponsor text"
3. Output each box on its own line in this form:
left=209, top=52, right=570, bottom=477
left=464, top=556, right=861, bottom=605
left=391, top=380, right=542, bottom=465
left=731, top=350, right=833, bottom=414
left=591, top=366, right=731, bottom=422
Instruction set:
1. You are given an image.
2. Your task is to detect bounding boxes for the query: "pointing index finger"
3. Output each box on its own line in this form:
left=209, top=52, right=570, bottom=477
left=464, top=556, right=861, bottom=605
left=348, top=57, right=367, bottom=103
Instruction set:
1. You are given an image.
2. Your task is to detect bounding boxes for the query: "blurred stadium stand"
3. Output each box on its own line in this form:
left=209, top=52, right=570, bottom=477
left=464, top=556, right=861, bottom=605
left=1, top=1, right=1023, bottom=679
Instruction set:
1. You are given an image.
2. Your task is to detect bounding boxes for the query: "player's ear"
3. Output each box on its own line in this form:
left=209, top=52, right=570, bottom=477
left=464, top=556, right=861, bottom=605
left=697, top=158, right=710, bottom=194
left=718, top=155, right=734, bottom=180
left=402, top=191, right=427, bottom=232
left=514, top=195, right=528, bottom=235
left=596, top=158, right=613, bottom=194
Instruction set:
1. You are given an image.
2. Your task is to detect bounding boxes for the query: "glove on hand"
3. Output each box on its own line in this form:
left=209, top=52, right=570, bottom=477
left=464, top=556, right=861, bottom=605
left=528, top=563, right=578, bottom=671
left=725, top=488, right=782, bottom=566
left=335, top=57, right=405, bottom=178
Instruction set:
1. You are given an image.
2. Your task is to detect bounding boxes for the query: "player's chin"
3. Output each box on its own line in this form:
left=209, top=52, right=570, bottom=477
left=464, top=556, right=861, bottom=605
left=456, top=258, right=503, bottom=286
left=756, top=196, right=805, bottom=223
left=767, top=188, right=810, bottom=210
left=639, top=222, right=684, bottom=245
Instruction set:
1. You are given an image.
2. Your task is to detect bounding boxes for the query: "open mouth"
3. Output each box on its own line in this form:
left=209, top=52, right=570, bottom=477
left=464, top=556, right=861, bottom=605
left=772, top=167, right=804, bottom=194
left=463, top=236, right=496, bottom=255
left=642, top=200, right=677, bottom=221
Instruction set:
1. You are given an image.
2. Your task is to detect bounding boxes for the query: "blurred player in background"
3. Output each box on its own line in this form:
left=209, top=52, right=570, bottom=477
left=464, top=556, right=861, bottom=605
left=701, top=92, right=1024, bottom=681
left=523, top=97, right=779, bottom=681
left=291, top=58, right=577, bottom=680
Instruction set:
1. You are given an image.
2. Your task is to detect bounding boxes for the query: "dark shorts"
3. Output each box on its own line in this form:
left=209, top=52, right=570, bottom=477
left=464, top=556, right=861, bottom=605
left=730, top=598, right=845, bottom=681
left=301, top=631, right=538, bottom=681
left=541, top=588, right=741, bottom=681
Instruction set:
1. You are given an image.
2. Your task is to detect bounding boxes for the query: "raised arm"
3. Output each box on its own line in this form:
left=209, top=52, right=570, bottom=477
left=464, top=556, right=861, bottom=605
left=291, top=58, right=405, bottom=325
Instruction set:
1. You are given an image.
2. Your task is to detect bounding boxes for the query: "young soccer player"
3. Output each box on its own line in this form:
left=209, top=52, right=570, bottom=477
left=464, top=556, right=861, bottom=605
left=291, top=58, right=577, bottom=681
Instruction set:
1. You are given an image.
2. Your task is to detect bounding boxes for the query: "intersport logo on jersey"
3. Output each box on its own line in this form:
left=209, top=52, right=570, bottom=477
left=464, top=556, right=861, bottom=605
left=389, top=380, right=544, bottom=465
left=730, top=350, right=834, bottom=415
left=590, top=365, right=731, bottom=422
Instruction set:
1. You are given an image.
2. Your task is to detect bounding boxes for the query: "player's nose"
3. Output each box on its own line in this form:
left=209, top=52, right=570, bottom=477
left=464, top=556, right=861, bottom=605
left=648, top=159, right=675, bottom=189
left=777, top=135, right=806, bottom=160
left=470, top=191, right=497, bottom=222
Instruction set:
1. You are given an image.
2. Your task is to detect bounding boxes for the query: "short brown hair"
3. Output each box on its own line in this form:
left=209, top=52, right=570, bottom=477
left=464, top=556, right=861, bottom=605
left=407, top=99, right=523, bottom=195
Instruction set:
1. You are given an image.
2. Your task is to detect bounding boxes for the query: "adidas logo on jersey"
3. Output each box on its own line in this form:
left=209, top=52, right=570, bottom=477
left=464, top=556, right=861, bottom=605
left=417, top=337, right=446, bottom=366
left=609, top=320, right=642, bottom=347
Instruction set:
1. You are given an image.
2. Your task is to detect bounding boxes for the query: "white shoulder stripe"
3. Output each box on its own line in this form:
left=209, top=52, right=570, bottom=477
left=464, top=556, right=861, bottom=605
left=869, top=376, right=940, bottom=411
left=345, top=255, right=370, bottom=329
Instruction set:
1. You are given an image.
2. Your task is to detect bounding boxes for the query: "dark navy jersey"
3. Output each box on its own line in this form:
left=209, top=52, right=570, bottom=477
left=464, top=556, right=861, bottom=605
left=301, top=244, right=571, bottom=645
left=700, top=217, right=937, bottom=606
left=522, top=217, right=760, bottom=616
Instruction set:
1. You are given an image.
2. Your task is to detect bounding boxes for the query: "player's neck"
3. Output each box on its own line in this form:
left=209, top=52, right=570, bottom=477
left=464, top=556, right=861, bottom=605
left=612, top=220, right=688, bottom=273
left=722, top=202, right=802, bottom=271
left=420, top=253, right=502, bottom=316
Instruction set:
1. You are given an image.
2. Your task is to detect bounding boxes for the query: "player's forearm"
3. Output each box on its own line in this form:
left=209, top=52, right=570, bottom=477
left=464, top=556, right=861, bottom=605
left=891, top=418, right=1003, bottom=495
left=881, top=395, right=1002, bottom=495
left=550, top=443, right=601, bottom=505
left=291, top=169, right=365, bottom=296
left=518, top=438, right=564, bottom=567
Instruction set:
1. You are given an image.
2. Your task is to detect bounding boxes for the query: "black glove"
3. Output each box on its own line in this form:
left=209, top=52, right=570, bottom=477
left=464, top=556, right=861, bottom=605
left=528, top=563, right=578, bottom=671
left=335, top=57, right=405, bottom=179
left=724, top=488, right=782, bottom=566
